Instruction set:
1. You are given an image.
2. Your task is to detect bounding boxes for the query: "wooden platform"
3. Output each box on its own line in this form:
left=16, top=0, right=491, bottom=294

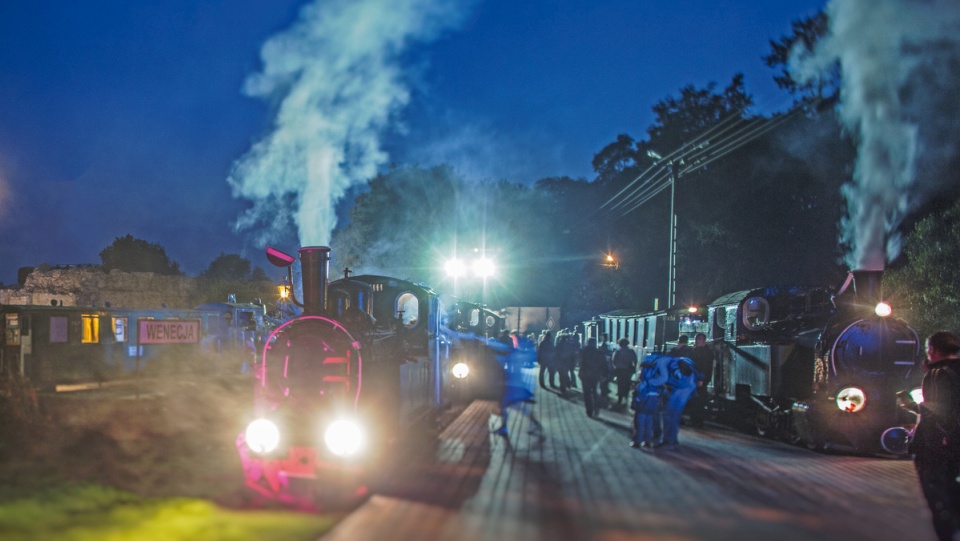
left=322, top=369, right=935, bottom=541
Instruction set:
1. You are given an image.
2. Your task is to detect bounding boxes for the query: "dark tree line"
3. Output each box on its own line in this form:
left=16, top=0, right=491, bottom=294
left=325, top=10, right=869, bottom=327
left=97, top=235, right=275, bottom=305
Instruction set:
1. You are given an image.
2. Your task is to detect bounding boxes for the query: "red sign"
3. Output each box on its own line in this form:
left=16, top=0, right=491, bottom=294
left=138, top=320, right=200, bottom=344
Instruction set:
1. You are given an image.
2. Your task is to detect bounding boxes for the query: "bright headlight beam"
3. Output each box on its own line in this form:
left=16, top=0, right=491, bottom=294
left=452, top=362, right=470, bottom=379
left=473, top=258, right=495, bottom=278
left=875, top=302, right=892, bottom=317
left=245, top=419, right=280, bottom=454
left=836, top=387, right=866, bottom=413
left=324, top=420, right=363, bottom=457
left=444, top=259, right=466, bottom=278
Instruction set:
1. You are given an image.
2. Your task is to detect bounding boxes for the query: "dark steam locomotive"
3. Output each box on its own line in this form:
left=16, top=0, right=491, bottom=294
left=235, top=246, right=457, bottom=507
left=595, top=270, right=922, bottom=456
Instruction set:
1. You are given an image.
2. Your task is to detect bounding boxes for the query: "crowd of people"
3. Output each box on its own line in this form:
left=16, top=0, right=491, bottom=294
left=488, top=325, right=960, bottom=540
left=499, top=327, right=717, bottom=450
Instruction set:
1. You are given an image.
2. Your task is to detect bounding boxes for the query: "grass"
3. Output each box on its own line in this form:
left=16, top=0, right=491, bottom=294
left=0, top=484, right=339, bottom=541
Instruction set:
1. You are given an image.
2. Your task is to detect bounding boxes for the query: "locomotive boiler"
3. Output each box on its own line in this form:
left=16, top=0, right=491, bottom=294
left=711, top=270, right=921, bottom=455
left=594, top=269, right=922, bottom=456
left=235, top=246, right=454, bottom=507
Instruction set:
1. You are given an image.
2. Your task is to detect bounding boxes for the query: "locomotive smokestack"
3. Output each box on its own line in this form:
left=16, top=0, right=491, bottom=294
left=851, top=269, right=883, bottom=308
left=298, top=246, right=330, bottom=316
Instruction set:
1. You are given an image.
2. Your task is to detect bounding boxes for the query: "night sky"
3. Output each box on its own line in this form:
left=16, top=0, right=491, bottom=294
left=0, top=0, right=825, bottom=284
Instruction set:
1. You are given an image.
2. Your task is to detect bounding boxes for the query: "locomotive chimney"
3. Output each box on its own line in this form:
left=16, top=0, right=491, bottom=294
left=298, top=246, right=330, bottom=316
left=851, top=269, right=883, bottom=308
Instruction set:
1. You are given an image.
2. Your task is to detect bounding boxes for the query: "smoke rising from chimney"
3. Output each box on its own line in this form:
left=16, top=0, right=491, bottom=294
left=791, top=0, right=960, bottom=270
left=227, top=0, right=472, bottom=248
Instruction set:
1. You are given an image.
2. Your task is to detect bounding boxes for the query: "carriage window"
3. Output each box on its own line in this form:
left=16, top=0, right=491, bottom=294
left=112, top=317, right=127, bottom=342
left=469, top=309, right=480, bottom=327
left=396, top=292, right=419, bottom=328
left=50, top=316, right=68, bottom=343
left=4, top=314, right=20, bottom=346
left=82, top=314, right=100, bottom=344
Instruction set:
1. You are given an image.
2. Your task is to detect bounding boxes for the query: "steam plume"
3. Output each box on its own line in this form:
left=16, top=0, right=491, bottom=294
left=228, top=0, right=472, bottom=247
left=792, top=0, right=960, bottom=270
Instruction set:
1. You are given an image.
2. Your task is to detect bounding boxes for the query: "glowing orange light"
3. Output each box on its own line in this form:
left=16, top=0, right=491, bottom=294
left=688, top=306, right=698, bottom=313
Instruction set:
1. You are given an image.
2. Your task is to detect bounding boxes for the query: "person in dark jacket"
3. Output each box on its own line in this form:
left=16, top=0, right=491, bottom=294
left=611, top=338, right=638, bottom=407
left=538, top=331, right=557, bottom=389
left=578, top=338, right=609, bottom=418
left=684, top=333, right=715, bottom=427
left=911, top=331, right=960, bottom=541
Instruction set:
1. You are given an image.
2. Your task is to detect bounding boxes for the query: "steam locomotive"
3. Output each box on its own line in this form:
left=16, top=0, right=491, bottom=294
left=595, top=270, right=922, bottom=456
left=235, top=246, right=458, bottom=507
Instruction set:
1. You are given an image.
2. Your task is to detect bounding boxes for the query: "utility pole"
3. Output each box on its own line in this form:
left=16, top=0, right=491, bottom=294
left=648, top=150, right=677, bottom=309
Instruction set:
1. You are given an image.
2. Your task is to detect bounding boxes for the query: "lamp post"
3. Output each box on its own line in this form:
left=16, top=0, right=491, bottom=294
left=647, top=150, right=676, bottom=308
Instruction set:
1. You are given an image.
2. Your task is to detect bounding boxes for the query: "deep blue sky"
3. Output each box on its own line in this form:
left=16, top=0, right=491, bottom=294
left=0, top=0, right=824, bottom=284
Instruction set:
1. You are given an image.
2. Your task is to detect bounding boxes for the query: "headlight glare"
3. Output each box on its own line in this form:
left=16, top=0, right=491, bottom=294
left=245, top=419, right=280, bottom=454
left=324, top=420, right=364, bottom=457
left=452, top=362, right=470, bottom=379
left=836, top=387, right=867, bottom=413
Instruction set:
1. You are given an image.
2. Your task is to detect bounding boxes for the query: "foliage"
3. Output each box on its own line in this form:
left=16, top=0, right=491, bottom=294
left=99, top=235, right=182, bottom=275
left=885, top=199, right=960, bottom=338
left=193, top=253, right=277, bottom=305
left=762, top=10, right=838, bottom=102
left=0, top=485, right=336, bottom=541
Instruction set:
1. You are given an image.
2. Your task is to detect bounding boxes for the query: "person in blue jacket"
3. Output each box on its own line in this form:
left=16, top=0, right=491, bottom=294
left=659, top=355, right=700, bottom=449
left=631, top=353, right=668, bottom=449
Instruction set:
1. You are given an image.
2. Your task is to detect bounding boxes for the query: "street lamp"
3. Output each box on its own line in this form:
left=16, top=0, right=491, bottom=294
left=647, top=149, right=676, bottom=308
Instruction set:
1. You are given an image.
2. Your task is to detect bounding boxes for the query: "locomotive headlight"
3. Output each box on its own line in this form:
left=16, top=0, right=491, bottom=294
left=836, top=387, right=867, bottom=413
left=452, top=362, right=470, bottom=379
left=324, top=420, right=364, bottom=457
left=245, top=419, right=280, bottom=454
left=875, top=302, right=892, bottom=317
left=909, top=388, right=924, bottom=404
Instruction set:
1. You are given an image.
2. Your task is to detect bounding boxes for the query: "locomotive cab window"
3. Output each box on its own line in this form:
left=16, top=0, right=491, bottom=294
left=742, top=297, right=770, bottom=330
left=396, top=292, right=419, bottom=328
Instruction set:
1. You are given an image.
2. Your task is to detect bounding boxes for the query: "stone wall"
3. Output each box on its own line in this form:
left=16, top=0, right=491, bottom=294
left=0, top=267, right=198, bottom=309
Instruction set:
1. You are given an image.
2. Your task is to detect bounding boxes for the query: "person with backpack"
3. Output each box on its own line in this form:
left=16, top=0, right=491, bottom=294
left=910, top=331, right=960, bottom=540
left=659, top=354, right=700, bottom=450
left=630, top=353, right=668, bottom=449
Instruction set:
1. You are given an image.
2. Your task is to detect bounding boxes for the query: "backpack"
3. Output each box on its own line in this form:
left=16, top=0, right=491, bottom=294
left=631, top=355, right=665, bottom=412
left=666, top=356, right=700, bottom=390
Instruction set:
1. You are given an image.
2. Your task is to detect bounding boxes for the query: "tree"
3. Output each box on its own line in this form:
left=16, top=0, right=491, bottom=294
left=200, top=253, right=252, bottom=282
left=193, top=253, right=276, bottom=305
left=885, top=199, right=960, bottom=338
left=99, top=235, right=181, bottom=275
left=762, top=11, right=838, bottom=103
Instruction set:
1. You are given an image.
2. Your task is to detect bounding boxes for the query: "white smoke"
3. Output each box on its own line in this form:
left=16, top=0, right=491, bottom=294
left=228, top=0, right=473, bottom=247
left=791, top=0, right=960, bottom=270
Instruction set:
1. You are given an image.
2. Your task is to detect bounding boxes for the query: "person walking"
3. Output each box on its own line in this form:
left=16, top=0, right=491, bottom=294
left=537, top=331, right=557, bottom=389
left=612, top=338, right=638, bottom=407
left=490, top=333, right=542, bottom=437
left=910, top=331, right=960, bottom=540
left=578, top=338, right=609, bottom=418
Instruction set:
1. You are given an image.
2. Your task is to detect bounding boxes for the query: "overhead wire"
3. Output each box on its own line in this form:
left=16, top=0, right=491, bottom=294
left=613, top=100, right=816, bottom=216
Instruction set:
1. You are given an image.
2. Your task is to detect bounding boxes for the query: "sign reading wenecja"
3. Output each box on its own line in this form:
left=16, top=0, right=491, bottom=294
left=138, top=320, right=200, bottom=344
